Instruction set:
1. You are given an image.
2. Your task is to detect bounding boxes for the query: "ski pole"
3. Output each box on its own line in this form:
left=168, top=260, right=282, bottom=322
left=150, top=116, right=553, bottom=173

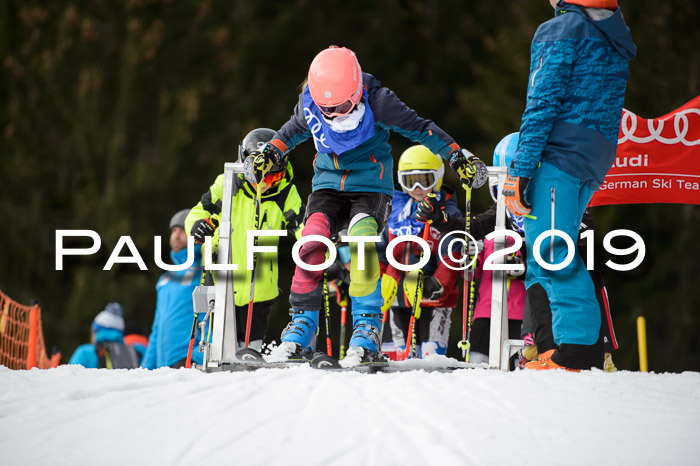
left=379, top=274, right=397, bottom=358
left=464, top=257, right=478, bottom=363
left=244, top=178, right=266, bottom=348
left=199, top=265, right=215, bottom=286
left=379, top=302, right=388, bottom=358
left=457, top=185, right=474, bottom=360
left=329, top=278, right=348, bottom=359
left=398, top=219, right=432, bottom=360
left=411, top=319, right=418, bottom=359
left=323, top=270, right=333, bottom=357
left=339, top=300, right=347, bottom=359
left=185, top=311, right=199, bottom=368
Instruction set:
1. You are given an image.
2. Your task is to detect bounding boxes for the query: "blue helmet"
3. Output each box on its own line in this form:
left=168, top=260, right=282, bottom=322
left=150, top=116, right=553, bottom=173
left=490, top=132, right=524, bottom=233
left=489, top=132, right=519, bottom=203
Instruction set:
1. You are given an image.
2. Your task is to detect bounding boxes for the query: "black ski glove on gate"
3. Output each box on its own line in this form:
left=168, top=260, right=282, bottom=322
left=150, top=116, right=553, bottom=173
left=448, top=148, right=488, bottom=189
left=246, top=143, right=284, bottom=184
left=191, top=217, right=219, bottom=244
left=423, top=276, right=444, bottom=301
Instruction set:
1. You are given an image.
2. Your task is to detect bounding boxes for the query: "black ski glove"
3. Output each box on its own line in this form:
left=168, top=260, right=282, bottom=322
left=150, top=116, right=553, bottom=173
left=423, top=276, right=444, bottom=301
left=448, top=148, right=488, bottom=189
left=415, top=194, right=450, bottom=231
left=284, top=204, right=306, bottom=236
left=191, top=217, right=219, bottom=244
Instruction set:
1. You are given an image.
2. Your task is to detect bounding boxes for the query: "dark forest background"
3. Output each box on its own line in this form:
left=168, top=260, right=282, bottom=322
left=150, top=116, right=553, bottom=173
left=1, top=0, right=698, bottom=372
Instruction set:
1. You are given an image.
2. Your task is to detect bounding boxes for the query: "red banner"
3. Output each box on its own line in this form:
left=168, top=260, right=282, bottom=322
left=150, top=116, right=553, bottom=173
left=590, top=96, right=700, bottom=207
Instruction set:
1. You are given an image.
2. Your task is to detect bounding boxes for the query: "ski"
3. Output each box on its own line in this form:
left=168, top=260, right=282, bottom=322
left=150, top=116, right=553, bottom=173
left=200, top=348, right=486, bottom=373
left=310, top=352, right=389, bottom=373
left=310, top=351, right=489, bottom=373
left=196, top=347, right=313, bottom=372
left=206, top=361, right=304, bottom=372
left=205, top=356, right=484, bottom=373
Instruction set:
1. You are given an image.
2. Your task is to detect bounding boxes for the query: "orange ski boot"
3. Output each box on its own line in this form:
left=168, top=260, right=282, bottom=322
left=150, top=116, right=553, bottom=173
left=524, top=349, right=580, bottom=372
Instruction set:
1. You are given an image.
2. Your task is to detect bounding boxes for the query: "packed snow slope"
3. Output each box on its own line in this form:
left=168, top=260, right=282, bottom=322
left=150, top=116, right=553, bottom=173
left=1, top=362, right=699, bottom=466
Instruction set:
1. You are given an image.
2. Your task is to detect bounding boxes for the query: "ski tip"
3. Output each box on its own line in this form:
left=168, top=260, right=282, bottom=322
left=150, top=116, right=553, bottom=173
left=236, top=347, right=265, bottom=362
left=310, top=354, right=342, bottom=370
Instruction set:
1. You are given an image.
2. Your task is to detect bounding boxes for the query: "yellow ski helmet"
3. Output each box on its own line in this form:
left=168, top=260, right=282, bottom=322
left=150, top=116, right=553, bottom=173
left=397, top=145, right=445, bottom=193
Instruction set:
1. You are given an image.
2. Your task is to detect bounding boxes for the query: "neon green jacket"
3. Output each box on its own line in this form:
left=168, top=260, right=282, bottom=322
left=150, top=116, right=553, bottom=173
left=185, top=162, right=304, bottom=306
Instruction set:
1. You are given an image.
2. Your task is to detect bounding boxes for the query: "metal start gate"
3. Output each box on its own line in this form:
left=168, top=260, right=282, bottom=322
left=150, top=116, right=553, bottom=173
left=193, top=162, right=525, bottom=371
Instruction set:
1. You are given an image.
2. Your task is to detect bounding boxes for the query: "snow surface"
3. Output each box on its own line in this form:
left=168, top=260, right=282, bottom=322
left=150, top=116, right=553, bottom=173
left=1, top=363, right=699, bottom=466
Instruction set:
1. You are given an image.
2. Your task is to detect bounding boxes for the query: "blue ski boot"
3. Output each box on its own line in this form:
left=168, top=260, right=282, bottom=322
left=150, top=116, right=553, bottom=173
left=279, top=309, right=318, bottom=361
left=346, top=283, right=386, bottom=364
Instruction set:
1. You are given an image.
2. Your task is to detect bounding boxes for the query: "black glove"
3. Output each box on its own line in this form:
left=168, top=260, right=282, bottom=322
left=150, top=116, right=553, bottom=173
left=448, top=148, right=488, bottom=188
left=191, top=217, right=219, bottom=244
left=423, top=276, right=444, bottom=301
left=244, top=143, right=284, bottom=184
left=415, top=194, right=450, bottom=231
left=284, top=204, right=305, bottom=235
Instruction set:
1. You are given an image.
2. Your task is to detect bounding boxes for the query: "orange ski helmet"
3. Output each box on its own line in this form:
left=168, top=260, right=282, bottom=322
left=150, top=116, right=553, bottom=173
left=308, top=46, right=363, bottom=118
left=565, top=0, right=618, bottom=10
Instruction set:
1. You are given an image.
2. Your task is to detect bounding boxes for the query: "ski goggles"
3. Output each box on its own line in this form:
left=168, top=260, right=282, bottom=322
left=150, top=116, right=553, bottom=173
left=318, top=99, right=357, bottom=118
left=251, top=170, right=285, bottom=189
left=398, top=169, right=443, bottom=192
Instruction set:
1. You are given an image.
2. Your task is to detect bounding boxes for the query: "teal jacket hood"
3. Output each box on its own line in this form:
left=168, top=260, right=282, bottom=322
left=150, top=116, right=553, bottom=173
left=557, top=2, right=637, bottom=60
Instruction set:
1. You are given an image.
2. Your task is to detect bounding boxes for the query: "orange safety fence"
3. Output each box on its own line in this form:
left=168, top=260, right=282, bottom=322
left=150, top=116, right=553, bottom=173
left=0, top=289, right=61, bottom=370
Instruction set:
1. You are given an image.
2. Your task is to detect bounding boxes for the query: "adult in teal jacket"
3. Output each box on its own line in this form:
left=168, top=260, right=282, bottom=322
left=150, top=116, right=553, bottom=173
left=141, top=210, right=203, bottom=369
left=503, top=0, right=636, bottom=370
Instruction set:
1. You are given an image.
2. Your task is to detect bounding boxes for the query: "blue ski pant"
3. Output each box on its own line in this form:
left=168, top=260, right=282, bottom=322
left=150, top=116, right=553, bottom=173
left=523, top=162, right=601, bottom=346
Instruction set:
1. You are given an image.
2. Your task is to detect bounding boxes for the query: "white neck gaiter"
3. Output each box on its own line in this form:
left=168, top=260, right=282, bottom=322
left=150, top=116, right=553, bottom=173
left=323, top=102, right=366, bottom=133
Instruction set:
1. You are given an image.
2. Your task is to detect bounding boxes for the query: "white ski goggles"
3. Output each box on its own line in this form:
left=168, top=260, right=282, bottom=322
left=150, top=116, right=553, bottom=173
left=398, top=167, right=444, bottom=192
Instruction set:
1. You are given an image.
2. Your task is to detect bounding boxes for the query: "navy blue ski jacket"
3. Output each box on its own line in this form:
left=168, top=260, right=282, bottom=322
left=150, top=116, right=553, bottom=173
left=270, top=73, right=460, bottom=197
left=511, top=2, right=637, bottom=190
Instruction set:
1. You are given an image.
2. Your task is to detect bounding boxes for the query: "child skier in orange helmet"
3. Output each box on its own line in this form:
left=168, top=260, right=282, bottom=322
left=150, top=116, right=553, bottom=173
left=247, top=46, right=488, bottom=364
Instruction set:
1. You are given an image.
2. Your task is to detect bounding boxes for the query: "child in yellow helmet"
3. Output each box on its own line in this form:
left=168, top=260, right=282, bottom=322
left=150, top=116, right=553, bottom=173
left=378, top=145, right=463, bottom=358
